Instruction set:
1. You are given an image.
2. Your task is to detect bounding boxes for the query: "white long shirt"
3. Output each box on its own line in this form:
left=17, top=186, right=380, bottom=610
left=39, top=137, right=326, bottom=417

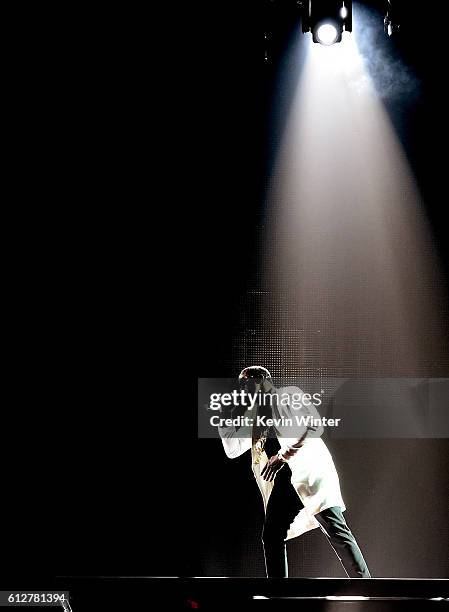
left=218, top=386, right=345, bottom=540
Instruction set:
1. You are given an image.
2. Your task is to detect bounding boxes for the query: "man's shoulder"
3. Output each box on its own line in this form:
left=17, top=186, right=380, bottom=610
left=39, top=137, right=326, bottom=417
left=276, top=385, right=304, bottom=396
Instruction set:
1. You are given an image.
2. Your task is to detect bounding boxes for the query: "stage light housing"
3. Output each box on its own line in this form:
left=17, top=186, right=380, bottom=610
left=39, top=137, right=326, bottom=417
left=301, top=0, right=352, bottom=45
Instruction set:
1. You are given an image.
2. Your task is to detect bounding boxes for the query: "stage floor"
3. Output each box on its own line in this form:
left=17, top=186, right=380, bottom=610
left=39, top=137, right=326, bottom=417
left=3, top=577, right=447, bottom=610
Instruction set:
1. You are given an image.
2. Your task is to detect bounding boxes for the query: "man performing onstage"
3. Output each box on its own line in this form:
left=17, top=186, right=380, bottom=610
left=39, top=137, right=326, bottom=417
left=218, top=366, right=371, bottom=578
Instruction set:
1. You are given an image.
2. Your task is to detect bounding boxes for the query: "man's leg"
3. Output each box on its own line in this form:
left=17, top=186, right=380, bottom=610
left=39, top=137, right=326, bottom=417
left=315, top=506, right=371, bottom=578
left=262, top=467, right=303, bottom=577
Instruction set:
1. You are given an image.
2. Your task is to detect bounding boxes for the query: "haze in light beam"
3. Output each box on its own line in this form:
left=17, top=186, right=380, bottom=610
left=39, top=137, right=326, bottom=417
left=261, top=31, right=448, bottom=376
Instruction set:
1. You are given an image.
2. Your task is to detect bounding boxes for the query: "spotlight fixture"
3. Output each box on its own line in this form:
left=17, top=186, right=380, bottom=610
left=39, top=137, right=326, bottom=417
left=301, top=0, right=352, bottom=45
left=316, top=23, right=338, bottom=45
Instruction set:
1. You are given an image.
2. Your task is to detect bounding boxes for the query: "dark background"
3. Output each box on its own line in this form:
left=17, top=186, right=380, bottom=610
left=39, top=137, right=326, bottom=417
left=3, top=1, right=448, bottom=578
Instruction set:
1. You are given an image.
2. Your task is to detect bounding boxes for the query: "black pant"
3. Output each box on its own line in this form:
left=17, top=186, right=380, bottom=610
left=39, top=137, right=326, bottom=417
left=262, top=467, right=371, bottom=578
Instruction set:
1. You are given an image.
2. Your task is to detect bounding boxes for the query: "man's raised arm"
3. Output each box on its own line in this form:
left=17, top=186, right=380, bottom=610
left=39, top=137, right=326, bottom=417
left=217, top=405, right=253, bottom=459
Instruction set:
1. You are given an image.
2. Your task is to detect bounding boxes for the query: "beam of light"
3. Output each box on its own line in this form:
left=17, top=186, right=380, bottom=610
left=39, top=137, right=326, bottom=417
left=229, top=6, right=449, bottom=580
left=316, top=24, right=338, bottom=45
left=340, top=6, right=348, bottom=19
left=256, top=7, right=449, bottom=379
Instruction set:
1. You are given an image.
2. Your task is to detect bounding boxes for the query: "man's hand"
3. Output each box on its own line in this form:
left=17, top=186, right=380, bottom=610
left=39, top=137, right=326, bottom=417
left=260, top=455, right=286, bottom=481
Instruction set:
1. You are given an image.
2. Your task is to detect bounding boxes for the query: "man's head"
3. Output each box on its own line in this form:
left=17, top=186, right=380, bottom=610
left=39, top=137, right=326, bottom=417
left=238, top=366, right=273, bottom=393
